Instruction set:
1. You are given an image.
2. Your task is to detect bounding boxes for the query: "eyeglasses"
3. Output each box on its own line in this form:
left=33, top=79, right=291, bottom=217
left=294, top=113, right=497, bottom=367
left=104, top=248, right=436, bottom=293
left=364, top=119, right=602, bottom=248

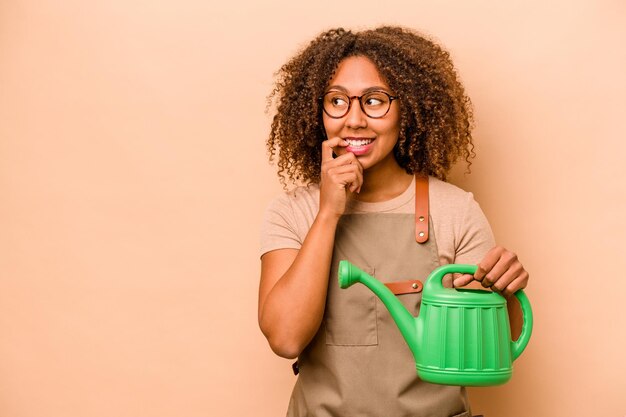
left=321, top=90, right=399, bottom=119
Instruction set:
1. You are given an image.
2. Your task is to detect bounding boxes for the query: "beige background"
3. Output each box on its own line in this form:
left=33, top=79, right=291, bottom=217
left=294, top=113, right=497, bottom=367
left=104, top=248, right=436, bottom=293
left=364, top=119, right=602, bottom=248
left=1, top=0, right=625, bottom=416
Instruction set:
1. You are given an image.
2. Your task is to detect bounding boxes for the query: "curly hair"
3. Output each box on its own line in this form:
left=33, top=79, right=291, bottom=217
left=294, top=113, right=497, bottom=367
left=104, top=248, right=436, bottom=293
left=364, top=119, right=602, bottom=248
left=266, top=26, right=475, bottom=186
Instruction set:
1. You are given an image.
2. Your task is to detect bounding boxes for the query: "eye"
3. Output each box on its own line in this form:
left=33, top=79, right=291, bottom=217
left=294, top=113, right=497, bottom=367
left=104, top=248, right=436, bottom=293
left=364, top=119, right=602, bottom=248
left=330, top=95, right=348, bottom=107
left=365, top=97, right=383, bottom=106
left=363, top=93, right=388, bottom=107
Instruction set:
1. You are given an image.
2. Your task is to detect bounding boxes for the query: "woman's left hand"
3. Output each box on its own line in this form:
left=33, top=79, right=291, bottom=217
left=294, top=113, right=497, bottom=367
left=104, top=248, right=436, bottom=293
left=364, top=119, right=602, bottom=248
left=452, top=246, right=529, bottom=298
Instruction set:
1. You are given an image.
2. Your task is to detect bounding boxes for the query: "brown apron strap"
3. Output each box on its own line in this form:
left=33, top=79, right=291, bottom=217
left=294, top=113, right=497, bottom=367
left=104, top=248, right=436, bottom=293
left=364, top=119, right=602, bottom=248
left=384, top=279, right=423, bottom=295
left=385, top=175, right=428, bottom=294
left=415, top=175, right=429, bottom=243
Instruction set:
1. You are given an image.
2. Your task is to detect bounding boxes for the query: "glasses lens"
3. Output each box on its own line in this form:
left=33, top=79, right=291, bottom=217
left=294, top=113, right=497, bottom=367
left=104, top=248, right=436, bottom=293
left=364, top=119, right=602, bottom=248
left=361, top=92, right=390, bottom=118
left=323, top=92, right=350, bottom=118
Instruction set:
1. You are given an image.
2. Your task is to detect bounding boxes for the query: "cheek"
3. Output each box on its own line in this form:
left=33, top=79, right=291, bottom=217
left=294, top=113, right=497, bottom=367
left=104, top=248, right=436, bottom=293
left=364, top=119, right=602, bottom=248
left=374, top=119, right=401, bottom=141
left=322, top=117, right=332, bottom=135
left=386, top=106, right=401, bottom=134
left=385, top=116, right=401, bottom=141
left=322, top=115, right=343, bottom=136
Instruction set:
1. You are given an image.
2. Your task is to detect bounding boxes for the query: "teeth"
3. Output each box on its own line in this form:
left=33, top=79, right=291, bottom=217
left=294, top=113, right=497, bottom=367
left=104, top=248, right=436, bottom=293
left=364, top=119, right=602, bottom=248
left=347, top=139, right=373, bottom=147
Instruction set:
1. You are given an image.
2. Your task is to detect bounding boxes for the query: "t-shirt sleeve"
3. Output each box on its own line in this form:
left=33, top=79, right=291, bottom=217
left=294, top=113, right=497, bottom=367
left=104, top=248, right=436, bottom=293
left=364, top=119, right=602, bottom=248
left=454, top=193, right=495, bottom=265
left=259, top=193, right=304, bottom=258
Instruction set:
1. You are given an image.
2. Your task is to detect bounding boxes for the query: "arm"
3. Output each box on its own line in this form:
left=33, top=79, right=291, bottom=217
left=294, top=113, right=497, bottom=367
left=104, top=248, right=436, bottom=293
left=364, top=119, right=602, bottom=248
left=258, top=137, right=363, bottom=359
left=454, top=249, right=528, bottom=339
left=447, top=194, right=529, bottom=338
left=454, top=246, right=529, bottom=338
left=259, top=214, right=338, bottom=359
left=475, top=247, right=528, bottom=339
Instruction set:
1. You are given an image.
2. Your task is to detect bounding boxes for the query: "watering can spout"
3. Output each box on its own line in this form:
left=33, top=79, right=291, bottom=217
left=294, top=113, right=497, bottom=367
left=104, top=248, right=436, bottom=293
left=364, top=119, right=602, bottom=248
left=338, top=260, right=418, bottom=358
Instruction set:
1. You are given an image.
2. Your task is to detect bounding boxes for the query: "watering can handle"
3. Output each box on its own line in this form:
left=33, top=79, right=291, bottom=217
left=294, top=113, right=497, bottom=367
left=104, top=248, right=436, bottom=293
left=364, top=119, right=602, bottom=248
left=426, top=264, right=533, bottom=361
left=423, top=264, right=478, bottom=291
left=511, top=290, right=533, bottom=360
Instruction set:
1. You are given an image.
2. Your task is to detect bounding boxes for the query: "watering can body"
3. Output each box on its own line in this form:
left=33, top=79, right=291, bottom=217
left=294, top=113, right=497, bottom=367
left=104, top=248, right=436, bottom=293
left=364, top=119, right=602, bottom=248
left=339, top=261, right=533, bottom=386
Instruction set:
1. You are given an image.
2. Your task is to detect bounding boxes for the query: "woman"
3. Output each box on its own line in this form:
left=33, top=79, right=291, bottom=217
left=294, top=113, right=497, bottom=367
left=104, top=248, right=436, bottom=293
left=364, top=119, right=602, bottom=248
left=259, top=26, right=529, bottom=417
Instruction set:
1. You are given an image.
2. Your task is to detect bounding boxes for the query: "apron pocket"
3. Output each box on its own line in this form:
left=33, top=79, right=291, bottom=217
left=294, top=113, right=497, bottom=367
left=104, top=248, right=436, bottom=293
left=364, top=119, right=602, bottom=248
left=325, top=280, right=378, bottom=346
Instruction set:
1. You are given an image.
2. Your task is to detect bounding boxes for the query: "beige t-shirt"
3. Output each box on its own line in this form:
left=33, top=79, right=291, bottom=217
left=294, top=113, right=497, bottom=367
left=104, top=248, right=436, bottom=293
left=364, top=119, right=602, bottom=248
left=260, top=176, right=495, bottom=266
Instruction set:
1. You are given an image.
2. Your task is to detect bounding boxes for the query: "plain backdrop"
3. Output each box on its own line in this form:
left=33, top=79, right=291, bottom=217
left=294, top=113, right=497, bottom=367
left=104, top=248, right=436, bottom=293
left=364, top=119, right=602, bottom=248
left=1, top=0, right=625, bottom=416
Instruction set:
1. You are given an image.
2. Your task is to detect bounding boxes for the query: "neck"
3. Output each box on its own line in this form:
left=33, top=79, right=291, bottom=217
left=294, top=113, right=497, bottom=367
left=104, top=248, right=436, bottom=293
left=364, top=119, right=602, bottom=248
left=353, top=158, right=413, bottom=203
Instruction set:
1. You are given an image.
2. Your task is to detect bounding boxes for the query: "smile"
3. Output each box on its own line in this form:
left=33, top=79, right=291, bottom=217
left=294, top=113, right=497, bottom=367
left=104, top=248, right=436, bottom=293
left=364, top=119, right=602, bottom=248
left=345, top=137, right=376, bottom=156
left=345, top=138, right=375, bottom=147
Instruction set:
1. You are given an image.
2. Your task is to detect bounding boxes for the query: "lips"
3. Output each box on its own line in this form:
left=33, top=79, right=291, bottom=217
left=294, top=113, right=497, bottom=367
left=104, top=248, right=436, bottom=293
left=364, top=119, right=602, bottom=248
left=345, top=137, right=375, bottom=156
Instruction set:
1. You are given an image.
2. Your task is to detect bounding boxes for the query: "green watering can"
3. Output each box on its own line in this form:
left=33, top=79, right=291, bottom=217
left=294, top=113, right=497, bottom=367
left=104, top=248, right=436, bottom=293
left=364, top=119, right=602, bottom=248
left=338, top=261, right=533, bottom=386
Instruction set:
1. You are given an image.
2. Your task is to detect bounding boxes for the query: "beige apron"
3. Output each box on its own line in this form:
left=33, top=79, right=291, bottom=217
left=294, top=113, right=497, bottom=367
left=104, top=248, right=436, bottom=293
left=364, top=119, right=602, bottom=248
left=286, top=211, right=471, bottom=417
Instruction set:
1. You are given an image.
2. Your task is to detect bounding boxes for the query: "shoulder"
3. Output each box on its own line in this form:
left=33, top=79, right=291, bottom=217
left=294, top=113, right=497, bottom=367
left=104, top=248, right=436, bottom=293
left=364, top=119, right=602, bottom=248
left=428, top=176, right=495, bottom=264
left=260, top=184, right=320, bottom=256
left=428, top=176, right=490, bottom=233
left=266, top=183, right=320, bottom=218
left=429, top=176, right=478, bottom=235
left=429, top=176, right=476, bottom=210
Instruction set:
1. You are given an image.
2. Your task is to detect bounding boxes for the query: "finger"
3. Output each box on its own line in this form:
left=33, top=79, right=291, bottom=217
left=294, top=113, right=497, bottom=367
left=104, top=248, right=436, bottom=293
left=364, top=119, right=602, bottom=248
left=490, top=262, right=524, bottom=293
left=333, top=172, right=360, bottom=191
left=327, top=164, right=362, bottom=177
left=328, top=165, right=363, bottom=193
left=322, top=137, right=348, bottom=162
left=328, top=151, right=361, bottom=166
left=327, top=158, right=363, bottom=188
left=474, top=246, right=505, bottom=281
left=339, top=153, right=363, bottom=192
left=452, top=273, right=474, bottom=288
left=502, top=271, right=529, bottom=298
left=348, top=171, right=362, bottom=193
left=481, top=252, right=519, bottom=288
left=350, top=162, right=363, bottom=193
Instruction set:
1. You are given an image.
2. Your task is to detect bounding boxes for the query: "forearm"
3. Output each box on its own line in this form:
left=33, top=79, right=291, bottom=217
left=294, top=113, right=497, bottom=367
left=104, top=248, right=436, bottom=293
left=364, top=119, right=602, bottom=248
left=259, top=212, right=339, bottom=358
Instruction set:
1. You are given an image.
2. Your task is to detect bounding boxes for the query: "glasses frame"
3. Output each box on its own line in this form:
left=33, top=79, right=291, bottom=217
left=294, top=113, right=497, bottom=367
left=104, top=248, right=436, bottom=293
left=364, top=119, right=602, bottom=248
left=320, top=90, right=399, bottom=119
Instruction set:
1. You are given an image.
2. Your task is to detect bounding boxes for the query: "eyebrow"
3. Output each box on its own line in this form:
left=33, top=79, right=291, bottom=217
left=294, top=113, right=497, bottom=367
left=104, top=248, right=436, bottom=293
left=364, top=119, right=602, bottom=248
left=325, top=85, right=391, bottom=94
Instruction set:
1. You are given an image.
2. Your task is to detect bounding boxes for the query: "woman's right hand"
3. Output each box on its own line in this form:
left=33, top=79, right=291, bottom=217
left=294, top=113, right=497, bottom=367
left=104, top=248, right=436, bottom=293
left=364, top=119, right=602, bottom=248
left=319, top=137, right=364, bottom=219
left=259, top=137, right=362, bottom=358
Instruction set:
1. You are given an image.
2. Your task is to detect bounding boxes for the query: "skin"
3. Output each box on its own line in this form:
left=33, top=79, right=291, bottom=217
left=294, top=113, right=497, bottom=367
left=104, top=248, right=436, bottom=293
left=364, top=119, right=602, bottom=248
left=258, top=56, right=529, bottom=359
left=322, top=56, right=411, bottom=204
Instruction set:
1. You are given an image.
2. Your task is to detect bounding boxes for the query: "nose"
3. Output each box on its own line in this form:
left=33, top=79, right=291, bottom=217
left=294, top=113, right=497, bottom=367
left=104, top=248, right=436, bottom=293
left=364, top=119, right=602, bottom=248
left=345, top=97, right=367, bottom=129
